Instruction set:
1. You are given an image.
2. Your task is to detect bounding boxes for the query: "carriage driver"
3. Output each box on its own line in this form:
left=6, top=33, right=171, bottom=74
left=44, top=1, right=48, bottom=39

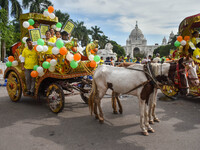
left=21, top=38, right=38, bottom=96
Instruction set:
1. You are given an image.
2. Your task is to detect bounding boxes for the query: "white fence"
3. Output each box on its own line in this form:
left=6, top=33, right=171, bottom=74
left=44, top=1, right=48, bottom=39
left=0, top=62, right=7, bottom=86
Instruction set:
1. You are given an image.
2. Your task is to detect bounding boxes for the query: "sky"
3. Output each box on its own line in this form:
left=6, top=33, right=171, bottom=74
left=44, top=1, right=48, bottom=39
left=18, top=0, right=200, bottom=46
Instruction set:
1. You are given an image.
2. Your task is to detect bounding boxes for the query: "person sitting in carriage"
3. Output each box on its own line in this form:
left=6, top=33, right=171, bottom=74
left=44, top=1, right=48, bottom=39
left=44, top=30, right=56, bottom=55
left=21, top=38, right=38, bottom=96
left=191, top=31, right=199, bottom=46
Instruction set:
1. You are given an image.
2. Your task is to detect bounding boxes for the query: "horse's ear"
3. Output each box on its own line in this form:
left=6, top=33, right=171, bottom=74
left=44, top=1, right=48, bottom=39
left=178, top=57, right=184, bottom=65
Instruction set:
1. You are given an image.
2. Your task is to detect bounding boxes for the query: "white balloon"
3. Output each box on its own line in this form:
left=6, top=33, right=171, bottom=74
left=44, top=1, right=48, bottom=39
left=36, top=45, right=44, bottom=52
left=37, top=67, right=44, bottom=74
left=43, top=10, right=49, bottom=17
left=22, top=37, right=28, bottom=43
left=88, top=55, right=94, bottom=61
left=196, top=55, right=199, bottom=59
left=52, top=47, right=59, bottom=55
left=43, top=45, right=48, bottom=52
left=66, top=53, right=74, bottom=61
left=38, top=72, right=45, bottom=77
left=23, top=21, right=30, bottom=28
left=19, top=55, right=25, bottom=62
left=49, top=13, right=55, bottom=19
left=181, top=40, right=186, bottom=46
left=50, top=59, right=57, bottom=66
left=51, top=25, right=56, bottom=29
left=55, top=27, right=61, bottom=31
left=12, top=61, right=18, bottom=67
left=49, top=66, right=55, bottom=72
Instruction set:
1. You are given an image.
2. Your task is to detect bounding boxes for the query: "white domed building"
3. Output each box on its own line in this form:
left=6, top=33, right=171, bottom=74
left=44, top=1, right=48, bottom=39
left=123, top=22, right=171, bottom=57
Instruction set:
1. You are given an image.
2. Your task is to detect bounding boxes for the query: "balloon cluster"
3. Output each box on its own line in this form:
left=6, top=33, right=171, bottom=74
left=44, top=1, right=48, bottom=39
left=6, top=56, right=18, bottom=67
left=174, top=36, right=190, bottom=47
left=43, top=6, right=56, bottom=20
left=35, top=39, right=48, bottom=52
left=22, top=19, right=35, bottom=30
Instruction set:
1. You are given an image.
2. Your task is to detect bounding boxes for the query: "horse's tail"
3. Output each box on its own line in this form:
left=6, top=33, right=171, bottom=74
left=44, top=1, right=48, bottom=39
left=88, top=79, right=97, bottom=115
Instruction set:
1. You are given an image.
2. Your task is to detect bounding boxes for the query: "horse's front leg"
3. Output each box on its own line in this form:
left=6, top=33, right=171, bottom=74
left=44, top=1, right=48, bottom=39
left=97, top=99, right=104, bottom=123
left=139, top=100, right=149, bottom=136
left=152, top=88, right=160, bottom=123
left=148, top=94, right=154, bottom=124
left=145, top=103, right=155, bottom=133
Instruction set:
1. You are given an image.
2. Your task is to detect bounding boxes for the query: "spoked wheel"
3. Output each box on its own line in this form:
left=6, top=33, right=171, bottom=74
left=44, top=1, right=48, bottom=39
left=161, top=85, right=178, bottom=98
left=46, top=83, right=65, bottom=113
left=80, top=81, right=92, bottom=104
left=6, top=71, right=22, bottom=102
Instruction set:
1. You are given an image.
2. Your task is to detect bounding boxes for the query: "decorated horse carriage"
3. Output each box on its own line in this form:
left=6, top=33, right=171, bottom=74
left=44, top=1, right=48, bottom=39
left=4, top=12, right=100, bottom=113
left=161, top=13, right=200, bottom=97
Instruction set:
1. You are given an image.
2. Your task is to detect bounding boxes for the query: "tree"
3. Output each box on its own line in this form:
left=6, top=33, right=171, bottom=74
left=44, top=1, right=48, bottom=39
left=22, top=0, right=53, bottom=13
left=109, top=40, right=126, bottom=57
left=0, top=9, right=20, bottom=60
left=99, top=34, right=109, bottom=49
left=89, top=25, right=103, bottom=40
left=72, top=21, right=90, bottom=47
left=55, top=10, right=70, bottom=25
left=0, top=0, right=22, bottom=61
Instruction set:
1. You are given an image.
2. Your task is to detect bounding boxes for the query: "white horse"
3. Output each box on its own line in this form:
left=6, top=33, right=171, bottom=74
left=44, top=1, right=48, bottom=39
left=89, top=58, right=191, bottom=136
left=111, top=60, right=199, bottom=124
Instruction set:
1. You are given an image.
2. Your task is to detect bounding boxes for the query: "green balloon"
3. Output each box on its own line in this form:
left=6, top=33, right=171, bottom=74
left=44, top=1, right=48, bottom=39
left=94, top=55, right=100, bottom=62
left=6, top=61, right=12, bottom=67
left=42, top=61, right=50, bottom=69
left=33, top=65, right=39, bottom=71
left=44, top=9, right=48, bottom=11
left=37, top=39, right=44, bottom=46
left=174, top=41, right=181, bottom=47
left=70, top=60, right=78, bottom=69
left=28, top=19, right=35, bottom=26
left=56, top=22, right=62, bottom=28
left=56, top=40, right=64, bottom=49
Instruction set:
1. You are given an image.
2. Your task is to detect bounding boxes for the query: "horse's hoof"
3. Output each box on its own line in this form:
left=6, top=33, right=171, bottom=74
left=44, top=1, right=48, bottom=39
left=113, top=110, right=118, bottom=114
left=119, top=110, right=123, bottom=114
left=154, top=118, right=160, bottom=122
left=99, top=118, right=104, bottom=123
left=142, top=131, right=149, bottom=136
left=148, top=128, right=155, bottom=133
left=149, top=120, right=154, bottom=125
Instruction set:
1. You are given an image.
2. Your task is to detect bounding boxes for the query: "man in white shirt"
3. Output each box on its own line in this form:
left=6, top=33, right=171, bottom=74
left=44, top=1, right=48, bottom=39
left=153, top=53, right=161, bottom=63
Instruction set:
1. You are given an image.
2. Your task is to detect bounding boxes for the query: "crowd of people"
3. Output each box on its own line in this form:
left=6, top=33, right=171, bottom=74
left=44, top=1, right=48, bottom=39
left=99, top=53, right=168, bottom=66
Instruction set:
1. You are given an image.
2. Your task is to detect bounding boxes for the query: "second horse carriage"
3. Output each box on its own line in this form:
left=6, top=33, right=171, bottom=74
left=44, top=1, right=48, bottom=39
left=4, top=13, right=99, bottom=113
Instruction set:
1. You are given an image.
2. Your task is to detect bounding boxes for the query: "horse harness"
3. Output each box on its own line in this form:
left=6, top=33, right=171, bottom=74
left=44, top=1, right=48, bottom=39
left=125, top=62, right=189, bottom=95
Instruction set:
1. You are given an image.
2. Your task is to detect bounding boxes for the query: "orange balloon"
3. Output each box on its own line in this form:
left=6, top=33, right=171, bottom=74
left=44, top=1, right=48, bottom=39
left=90, top=60, right=96, bottom=68
left=8, top=56, right=14, bottom=62
left=74, top=53, right=81, bottom=61
left=91, top=50, right=95, bottom=54
left=86, top=63, right=90, bottom=67
left=46, top=58, right=51, bottom=62
left=28, top=25, right=34, bottom=30
left=48, top=6, right=54, bottom=13
left=184, top=36, right=190, bottom=41
left=177, top=36, right=183, bottom=42
left=34, top=45, right=37, bottom=51
left=31, top=71, right=38, bottom=78
left=94, top=48, right=98, bottom=52
left=59, top=47, right=68, bottom=55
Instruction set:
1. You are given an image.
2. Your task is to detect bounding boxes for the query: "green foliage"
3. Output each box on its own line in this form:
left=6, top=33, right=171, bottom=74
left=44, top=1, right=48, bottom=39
left=89, top=25, right=103, bottom=40
left=99, top=35, right=109, bottom=49
left=22, top=0, right=53, bottom=13
left=109, top=40, right=126, bottom=57
left=0, top=9, right=20, bottom=53
left=55, top=10, right=70, bottom=25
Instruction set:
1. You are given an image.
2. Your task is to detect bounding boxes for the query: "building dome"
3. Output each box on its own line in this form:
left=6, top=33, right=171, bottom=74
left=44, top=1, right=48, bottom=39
left=129, top=22, right=145, bottom=40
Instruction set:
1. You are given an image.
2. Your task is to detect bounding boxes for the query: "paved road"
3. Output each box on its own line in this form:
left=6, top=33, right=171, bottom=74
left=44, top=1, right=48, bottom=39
left=0, top=87, right=200, bottom=150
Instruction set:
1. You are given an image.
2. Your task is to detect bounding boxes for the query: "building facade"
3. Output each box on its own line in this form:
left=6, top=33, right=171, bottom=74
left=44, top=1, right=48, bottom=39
left=123, top=22, right=174, bottom=57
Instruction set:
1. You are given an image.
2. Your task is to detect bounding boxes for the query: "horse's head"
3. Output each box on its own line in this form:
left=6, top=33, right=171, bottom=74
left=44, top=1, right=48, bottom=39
left=185, top=60, right=199, bottom=87
left=177, top=58, right=189, bottom=95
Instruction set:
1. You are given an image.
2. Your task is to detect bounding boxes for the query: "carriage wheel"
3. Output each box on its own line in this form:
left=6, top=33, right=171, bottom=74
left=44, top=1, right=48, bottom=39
left=46, top=83, right=65, bottom=113
left=161, top=85, right=178, bottom=97
left=80, top=81, right=92, bottom=104
left=6, top=71, right=22, bottom=102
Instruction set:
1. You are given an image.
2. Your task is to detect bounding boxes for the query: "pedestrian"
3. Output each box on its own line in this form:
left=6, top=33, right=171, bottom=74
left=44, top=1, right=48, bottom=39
left=21, top=38, right=38, bottom=96
left=153, top=53, right=161, bottom=63
left=99, top=56, right=104, bottom=65
left=126, top=55, right=133, bottom=62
